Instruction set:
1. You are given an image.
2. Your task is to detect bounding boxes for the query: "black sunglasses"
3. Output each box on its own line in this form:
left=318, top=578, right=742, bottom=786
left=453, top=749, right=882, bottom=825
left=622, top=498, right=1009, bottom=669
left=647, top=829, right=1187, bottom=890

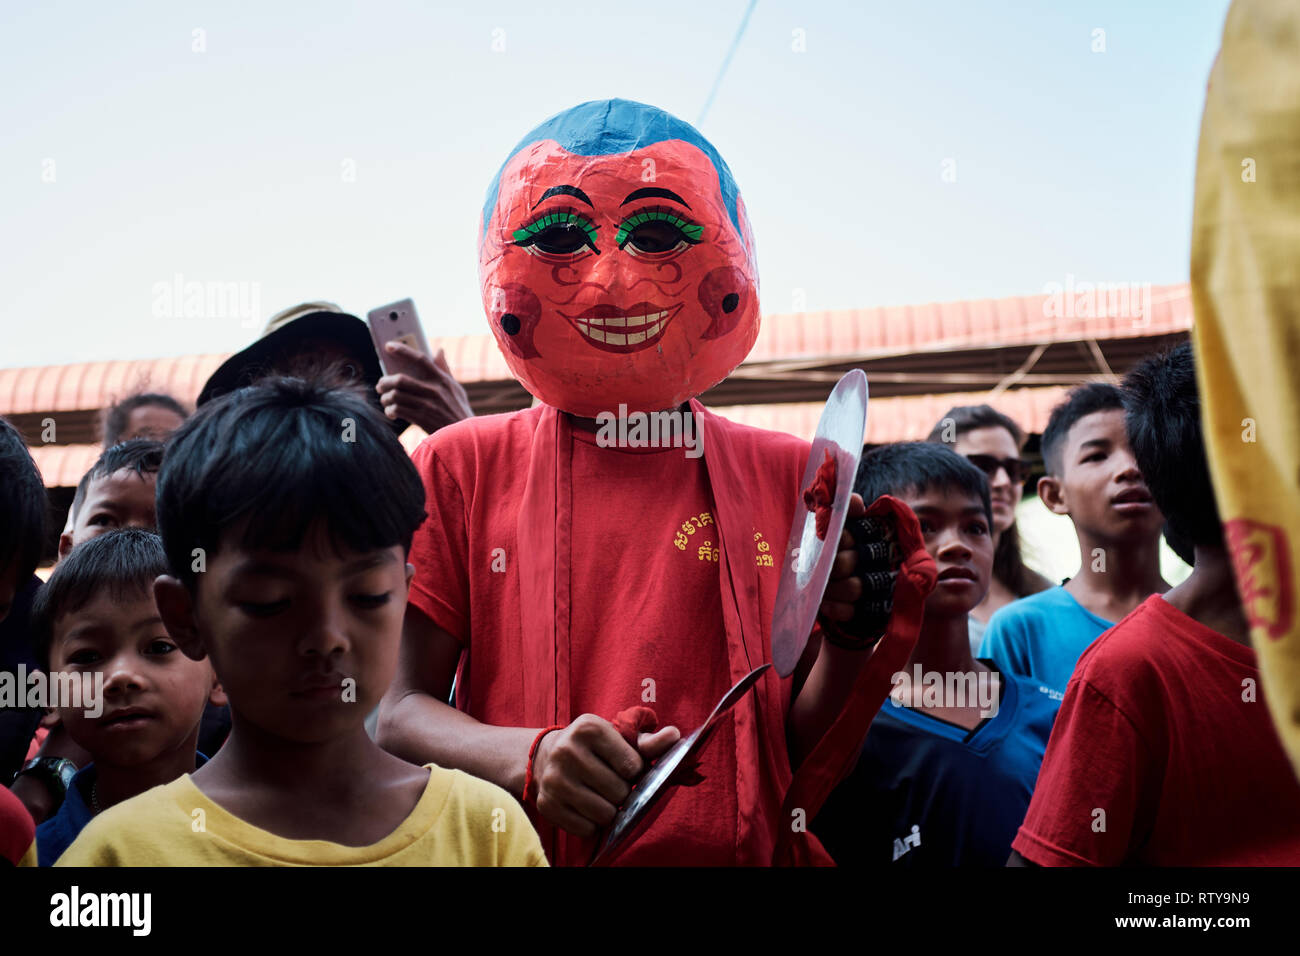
left=964, top=453, right=1025, bottom=484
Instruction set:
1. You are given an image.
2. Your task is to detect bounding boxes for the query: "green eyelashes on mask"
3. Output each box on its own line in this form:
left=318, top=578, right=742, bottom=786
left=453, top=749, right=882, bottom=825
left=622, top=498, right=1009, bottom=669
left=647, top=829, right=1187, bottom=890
left=616, top=207, right=704, bottom=254
left=512, top=209, right=599, bottom=255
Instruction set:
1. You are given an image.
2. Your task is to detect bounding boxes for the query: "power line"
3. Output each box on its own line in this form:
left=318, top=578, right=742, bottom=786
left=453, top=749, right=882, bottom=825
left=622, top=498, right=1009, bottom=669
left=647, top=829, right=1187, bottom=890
left=696, top=0, right=758, bottom=128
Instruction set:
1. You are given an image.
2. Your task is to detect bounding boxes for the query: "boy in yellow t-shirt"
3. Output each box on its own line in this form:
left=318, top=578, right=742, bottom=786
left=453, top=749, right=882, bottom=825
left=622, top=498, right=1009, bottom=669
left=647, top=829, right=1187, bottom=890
left=57, top=376, right=546, bottom=867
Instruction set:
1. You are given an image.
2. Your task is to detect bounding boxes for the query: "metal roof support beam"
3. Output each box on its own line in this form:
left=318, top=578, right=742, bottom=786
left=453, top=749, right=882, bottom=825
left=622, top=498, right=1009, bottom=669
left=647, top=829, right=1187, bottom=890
left=1085, top=338, right=1118, bottom=381
left=988, top=342, right=1049, bottom=398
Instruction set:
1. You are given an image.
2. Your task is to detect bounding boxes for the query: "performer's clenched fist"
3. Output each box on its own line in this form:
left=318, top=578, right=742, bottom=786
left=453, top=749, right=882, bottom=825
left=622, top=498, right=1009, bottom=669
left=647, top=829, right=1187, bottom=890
left=818, top=492, right=901, bottom=649
left=532, top=714, right=680, bottom=838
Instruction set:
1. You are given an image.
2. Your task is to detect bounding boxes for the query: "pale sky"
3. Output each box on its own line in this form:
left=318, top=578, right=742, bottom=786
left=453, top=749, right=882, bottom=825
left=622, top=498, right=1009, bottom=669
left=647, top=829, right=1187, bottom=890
left=1, top=0, right=1230, bottom=370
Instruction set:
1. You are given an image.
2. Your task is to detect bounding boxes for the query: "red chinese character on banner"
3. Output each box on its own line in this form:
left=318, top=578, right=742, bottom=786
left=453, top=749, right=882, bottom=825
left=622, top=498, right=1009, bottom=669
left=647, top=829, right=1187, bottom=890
left=1224, top=519, right=1294, bottom=640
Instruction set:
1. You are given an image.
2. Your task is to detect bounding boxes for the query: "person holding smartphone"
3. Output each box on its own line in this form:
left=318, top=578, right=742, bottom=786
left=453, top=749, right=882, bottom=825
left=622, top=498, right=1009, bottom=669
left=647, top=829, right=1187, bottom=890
left=198, top=301, right=473, bottom=436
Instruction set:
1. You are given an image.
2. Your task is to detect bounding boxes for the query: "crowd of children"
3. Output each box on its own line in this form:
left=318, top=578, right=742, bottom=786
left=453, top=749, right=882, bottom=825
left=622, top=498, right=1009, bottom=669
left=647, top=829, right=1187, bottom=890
left=2, top=377, right=546, bottom=866
left=2, top=338, right=1296, bottom=867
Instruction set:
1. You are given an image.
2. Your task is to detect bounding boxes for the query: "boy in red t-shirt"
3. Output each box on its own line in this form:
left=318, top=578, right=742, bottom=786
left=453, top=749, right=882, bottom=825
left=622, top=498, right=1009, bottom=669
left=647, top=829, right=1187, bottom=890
left=1009, top=343, right=1300, bottom=866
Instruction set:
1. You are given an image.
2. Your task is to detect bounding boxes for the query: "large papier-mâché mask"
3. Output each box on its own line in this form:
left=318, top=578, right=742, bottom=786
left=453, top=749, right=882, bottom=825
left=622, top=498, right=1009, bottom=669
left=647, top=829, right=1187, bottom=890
left=479, top=99, right=759, bottom=417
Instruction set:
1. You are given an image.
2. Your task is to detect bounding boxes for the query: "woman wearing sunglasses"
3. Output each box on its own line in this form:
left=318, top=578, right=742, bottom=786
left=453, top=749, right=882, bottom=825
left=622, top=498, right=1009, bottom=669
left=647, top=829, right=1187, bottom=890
left=926, top=405, right=1053, bottom=651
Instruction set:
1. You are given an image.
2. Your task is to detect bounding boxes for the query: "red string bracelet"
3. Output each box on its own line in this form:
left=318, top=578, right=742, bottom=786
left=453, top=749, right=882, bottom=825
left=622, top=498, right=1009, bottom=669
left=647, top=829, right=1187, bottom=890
left=522, top=725, right=564, bottom=809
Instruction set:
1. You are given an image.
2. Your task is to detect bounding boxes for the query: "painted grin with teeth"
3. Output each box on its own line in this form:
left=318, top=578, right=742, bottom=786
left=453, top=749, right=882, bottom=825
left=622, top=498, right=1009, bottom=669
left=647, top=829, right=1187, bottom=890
left=564, top=303, right=684, bottom=353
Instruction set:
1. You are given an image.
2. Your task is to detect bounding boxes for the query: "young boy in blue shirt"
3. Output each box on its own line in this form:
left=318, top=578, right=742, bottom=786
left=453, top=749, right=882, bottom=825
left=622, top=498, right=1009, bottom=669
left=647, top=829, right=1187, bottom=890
left=979, top=384, right=1170, bottom=695
left=813, top=442, right=1059, bottom=866
left=31, top=529, right=222, bottom=863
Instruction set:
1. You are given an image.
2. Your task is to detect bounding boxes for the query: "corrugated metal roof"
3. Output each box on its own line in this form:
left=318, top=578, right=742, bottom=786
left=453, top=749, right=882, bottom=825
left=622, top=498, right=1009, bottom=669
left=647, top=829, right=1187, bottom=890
left=0, top=354, right=228, bottom=415
left=6, top=284, right=1187, bottom=490
left=0, top=284, right=1189, bottom=415
left=27, top=443, right=102, bottom=488
left=747, top=283, right=1189, bottom=363
left=24, top=388, right=1073, bottom=489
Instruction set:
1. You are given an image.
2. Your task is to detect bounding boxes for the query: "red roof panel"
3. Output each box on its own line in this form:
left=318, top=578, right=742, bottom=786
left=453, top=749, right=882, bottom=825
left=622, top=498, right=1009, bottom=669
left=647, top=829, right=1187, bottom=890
left=0, top=284, right=1189, bottom=415
left=28, top=443, right=102, bottom=489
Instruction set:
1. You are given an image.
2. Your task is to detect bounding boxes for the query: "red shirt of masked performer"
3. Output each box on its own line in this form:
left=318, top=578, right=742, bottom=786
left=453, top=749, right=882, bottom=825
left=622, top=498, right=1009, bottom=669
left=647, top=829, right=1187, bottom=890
left=479, top=104, right=759, bottom=417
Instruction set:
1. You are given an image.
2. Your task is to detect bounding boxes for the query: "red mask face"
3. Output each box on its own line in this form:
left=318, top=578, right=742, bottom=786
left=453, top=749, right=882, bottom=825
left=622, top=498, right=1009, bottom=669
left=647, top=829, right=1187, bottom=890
left=479, top=138, right=759, bottom=417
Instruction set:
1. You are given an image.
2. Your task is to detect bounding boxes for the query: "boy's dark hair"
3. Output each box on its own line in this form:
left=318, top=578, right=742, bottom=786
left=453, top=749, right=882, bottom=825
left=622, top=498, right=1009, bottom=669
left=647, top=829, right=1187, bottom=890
left=1040, top=382, right=1125, bottom=476
left=924, top=404, right=1045, bottom=598
left=70, top=439, right=165, bottom=522
left=102, top=392, right=188, bottom=447
left=0, top=417, right=47, bottom=583
left=30, top=528, right=170, bottom=672
left=855, top=441, right=993, bottom=529
left=1122, top=343, right=1219, bottom=550
left=156, top=376, right=426, bottom=589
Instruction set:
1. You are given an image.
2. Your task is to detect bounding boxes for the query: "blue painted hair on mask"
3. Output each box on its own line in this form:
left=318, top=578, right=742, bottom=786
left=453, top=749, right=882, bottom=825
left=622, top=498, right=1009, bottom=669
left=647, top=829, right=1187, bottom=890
left=480, top=98, right=745, bottom=247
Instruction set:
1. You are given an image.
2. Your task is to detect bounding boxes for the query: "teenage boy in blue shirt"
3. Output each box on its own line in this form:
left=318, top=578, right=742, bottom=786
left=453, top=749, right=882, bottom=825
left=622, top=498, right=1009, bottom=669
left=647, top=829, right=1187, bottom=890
left=979, top=384, right=1170, bottom=695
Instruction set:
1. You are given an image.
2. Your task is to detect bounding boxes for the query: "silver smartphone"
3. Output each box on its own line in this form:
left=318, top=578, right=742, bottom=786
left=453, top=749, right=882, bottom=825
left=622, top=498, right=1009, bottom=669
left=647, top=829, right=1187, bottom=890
left=366, top=298, right=432, bottom=377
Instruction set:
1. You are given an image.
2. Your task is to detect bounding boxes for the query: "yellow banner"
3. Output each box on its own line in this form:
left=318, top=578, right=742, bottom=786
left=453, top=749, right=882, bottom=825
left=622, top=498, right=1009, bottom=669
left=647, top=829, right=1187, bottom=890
left=1192, top=0, right=1300, bottom=779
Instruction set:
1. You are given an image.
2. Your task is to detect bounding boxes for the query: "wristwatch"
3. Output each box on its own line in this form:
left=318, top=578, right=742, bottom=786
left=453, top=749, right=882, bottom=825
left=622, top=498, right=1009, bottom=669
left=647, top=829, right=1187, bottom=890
left=14, top=756, right=78, bottom=802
